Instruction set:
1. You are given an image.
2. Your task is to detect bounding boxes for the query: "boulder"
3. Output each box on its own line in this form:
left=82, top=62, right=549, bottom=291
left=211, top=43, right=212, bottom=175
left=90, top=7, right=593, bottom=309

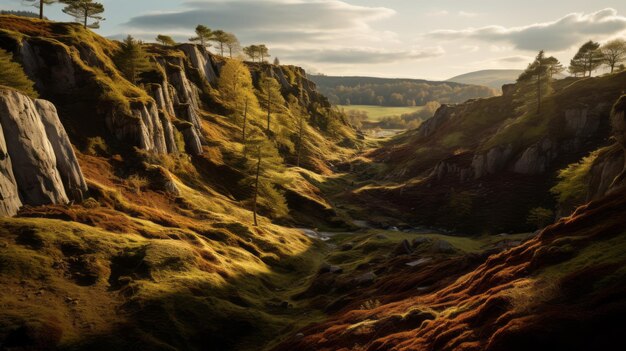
left=35, top=100, right=88, bottom=201
left=391, top=239, right=413, bottom=257
left=0, top=122, right=22, bottom=216
left=354, top=271, right=377, bottom=285
left=430, top=239, right=456, bottom=254
left=0, top=89, right=68, bottom=206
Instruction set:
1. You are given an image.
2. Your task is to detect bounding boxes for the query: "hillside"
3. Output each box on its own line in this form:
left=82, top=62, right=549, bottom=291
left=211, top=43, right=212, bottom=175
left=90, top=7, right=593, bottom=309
left=309, top=75, right=497, bottom=106
left=2, top=13, right=626, bottom=351
left=447, top=69, right=524, bottom=90
left=0, top=15, right=357, bottom=350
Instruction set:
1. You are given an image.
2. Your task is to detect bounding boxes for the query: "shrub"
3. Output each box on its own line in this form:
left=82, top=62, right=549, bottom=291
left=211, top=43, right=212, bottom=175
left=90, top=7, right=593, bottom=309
left=82, top=197, right=100, bottom=209
left=126, top=174, right=149, bottom=194
left=0, top=48, right=38, bottom=98
left=84, top=137, right=109, bottom=156
left=551, top=150, right=599, bottom=206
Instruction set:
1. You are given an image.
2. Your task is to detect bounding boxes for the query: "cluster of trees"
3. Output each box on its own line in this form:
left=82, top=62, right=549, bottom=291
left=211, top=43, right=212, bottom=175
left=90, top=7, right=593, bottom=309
left=155, top=25, right=275, bottom=63
left=22, top=0, right=105, bottom=28
left=517, top=38, right=626, bottom=114
left=569, top=39, right=626, bottom=76
left=217, top=60, right=313, bottom=224
left=311, top=76, right=496, bottom=107
left=242, top=45, right=270, bottom=62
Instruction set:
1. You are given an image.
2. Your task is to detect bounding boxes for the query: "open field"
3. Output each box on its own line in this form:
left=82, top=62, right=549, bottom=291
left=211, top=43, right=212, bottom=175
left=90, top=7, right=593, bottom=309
left=338, top=105, right=424, bottom=121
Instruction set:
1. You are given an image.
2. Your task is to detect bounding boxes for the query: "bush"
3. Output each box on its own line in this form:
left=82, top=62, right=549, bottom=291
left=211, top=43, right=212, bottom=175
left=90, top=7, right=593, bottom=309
left=84, top=137, right=109, bottom=156
left=126, top=174, right=149, bottom=194
left=551, top=150, right=599, bottom=206
left=82, top=197, right=100, bottom=209
left=0, top=48, right=38, bottom=98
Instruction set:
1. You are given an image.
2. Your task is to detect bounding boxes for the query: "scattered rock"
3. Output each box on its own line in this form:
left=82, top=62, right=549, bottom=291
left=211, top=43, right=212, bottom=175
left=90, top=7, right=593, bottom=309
left=391, top=239, right=413, bottom=257
left=375, top=234, right=389, bottom=240
left=319, top=263, right=343, bottom=274
left=431, top=240, right=456, bottom=253
left=355, top=271, right=377, bottom=285
left=405, top=257, right=432, bottom=267
left=411, top=237, right=431, bottom=248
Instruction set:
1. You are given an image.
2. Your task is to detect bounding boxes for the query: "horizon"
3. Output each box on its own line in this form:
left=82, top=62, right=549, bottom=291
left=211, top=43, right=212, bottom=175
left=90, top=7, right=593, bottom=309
left=4, top=1, right=626, bottom=80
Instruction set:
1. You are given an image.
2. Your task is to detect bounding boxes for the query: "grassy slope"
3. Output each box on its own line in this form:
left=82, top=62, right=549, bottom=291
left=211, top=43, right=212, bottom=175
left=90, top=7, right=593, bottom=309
left=275, top=187, right=626, bottom=351
left=0, top=16, right=358, bottom=351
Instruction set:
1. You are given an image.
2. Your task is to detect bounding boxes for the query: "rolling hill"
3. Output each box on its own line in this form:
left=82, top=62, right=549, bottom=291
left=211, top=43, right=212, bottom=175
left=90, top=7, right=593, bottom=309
left=308, top=75, right=497, bottom=106
left=447, top=69, right=524, bottom=90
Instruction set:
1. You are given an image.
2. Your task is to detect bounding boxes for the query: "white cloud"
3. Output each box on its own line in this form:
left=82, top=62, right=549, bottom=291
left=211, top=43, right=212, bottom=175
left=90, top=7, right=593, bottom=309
left=458, top=11, right=478, bottom=18
left=277, top=46, right=445, bottom=64
left=429, top=8, right=626, bottom=51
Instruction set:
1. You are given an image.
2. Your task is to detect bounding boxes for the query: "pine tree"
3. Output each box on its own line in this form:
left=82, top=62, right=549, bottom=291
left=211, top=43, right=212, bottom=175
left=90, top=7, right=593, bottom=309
left=189, top=25, right=212, bottom=47
left=62, top=0, right=105, bottom=29
left=240, top=138, right=289, bottom=226
left=156, top=34, right=176, bottom=46
left=257, top=72, right=285, bottom=134
left=217, top=59, right=262, bottom=150
left=0, top=49, right=38, bottom=98
left=224, top=33, right=240, bottom=58
left=115, top=35, right=152, bottom=84
left=22, top=0, right=56, bottom=20
left=517, top=51, right=563, bottom=113
left=211, top=30, right=229, bottom=56
left=569, top=41, right=603, bottom=77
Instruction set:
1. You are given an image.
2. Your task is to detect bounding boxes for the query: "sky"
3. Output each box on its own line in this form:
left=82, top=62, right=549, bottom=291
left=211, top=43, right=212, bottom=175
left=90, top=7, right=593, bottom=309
left=4, top=0, right=626, bottom=80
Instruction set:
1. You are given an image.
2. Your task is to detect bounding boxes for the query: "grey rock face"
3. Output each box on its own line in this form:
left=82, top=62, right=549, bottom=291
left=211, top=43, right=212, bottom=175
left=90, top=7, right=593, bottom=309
left=0, top=89, right=68, bottom=206
left=513, top=139, right=555, bottom=175
left=178, top=44, right=219, bottom=84
left=0, top=122, right=22, bottom=216
left=35, top=99, right=88, bottom=201
left=472, top=144, right=513, bottom=178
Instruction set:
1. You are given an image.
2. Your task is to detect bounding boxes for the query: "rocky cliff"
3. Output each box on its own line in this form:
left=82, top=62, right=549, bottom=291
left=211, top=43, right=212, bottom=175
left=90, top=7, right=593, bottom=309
left=0, top=88, right=86, bottom=216
left=350, top=75, right=625, bottom=232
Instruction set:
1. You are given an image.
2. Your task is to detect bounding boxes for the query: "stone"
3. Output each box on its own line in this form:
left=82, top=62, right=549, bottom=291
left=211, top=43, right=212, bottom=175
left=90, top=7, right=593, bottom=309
left=355, top=271, right=377, bottom=285
left=411, top=237, right=431, bottom=248
left=431, top=239, right=456, bottom=254
left=0, top=89, right=68, bottom=206
left=340, top=242, right=354, bottom=251
left=391, top=239, right=413, bottom=257
left=0, top=121, right=22, bottom=216
left=35, top=99, right=88, bottom=201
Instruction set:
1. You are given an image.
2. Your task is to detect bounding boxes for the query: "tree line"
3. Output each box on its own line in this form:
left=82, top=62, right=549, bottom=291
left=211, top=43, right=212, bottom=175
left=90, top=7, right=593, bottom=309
left=17, top=2, right=279, bottom=63
left=516, top=38, right=626, bottom=115
left=22, top=0, right=104, bottom=28
left=311, top=76, right=497, bottom=107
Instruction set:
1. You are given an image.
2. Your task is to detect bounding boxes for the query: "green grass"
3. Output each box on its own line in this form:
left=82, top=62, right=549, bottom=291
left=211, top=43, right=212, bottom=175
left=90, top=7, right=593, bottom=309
left=338, top=105, right=424, bottom=121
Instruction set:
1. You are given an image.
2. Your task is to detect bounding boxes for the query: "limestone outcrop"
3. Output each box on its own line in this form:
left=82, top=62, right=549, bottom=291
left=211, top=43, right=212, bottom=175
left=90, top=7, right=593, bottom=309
left=0, top=89, right=87, bottom=216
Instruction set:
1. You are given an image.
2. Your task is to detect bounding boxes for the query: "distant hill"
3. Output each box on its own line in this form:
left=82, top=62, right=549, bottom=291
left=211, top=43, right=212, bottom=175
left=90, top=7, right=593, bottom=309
left=309, top=75, right=497, bottom=107
left=446, top=69, right=524, bottom=90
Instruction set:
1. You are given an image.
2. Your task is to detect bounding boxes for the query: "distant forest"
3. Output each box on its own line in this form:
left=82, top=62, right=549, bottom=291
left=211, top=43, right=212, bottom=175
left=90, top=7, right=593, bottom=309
left=0, top=10, right=43, bottom=19
left=309, top=75, right=497, bottom=107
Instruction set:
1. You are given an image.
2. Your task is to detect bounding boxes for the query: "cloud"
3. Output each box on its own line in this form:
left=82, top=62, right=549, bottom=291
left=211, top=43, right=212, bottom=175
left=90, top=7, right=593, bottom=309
left=496, top=55, right=533, bottom=63
left=122, top=0, right=405, bottom=65
left=458, top=11, right=478, bottom=18
left=429, top=8, right=626, bottom=51
left=278, top=46, right=445, bottom=64
left=125, top=0, right=395, bottom=43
